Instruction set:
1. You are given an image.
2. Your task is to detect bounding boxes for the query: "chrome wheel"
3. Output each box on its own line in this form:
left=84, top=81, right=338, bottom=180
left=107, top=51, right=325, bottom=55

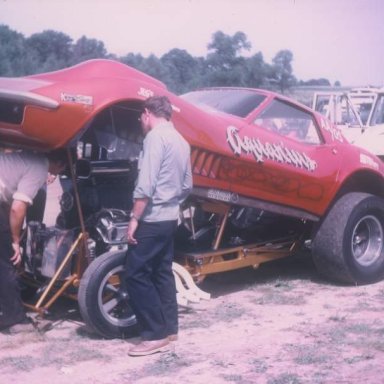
left=351, top=215, right=383, bottom=267
left=97, top=264, right=136, bottom=328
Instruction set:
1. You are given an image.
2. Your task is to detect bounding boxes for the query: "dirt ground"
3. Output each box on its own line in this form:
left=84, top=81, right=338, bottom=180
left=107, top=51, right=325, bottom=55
left=1, top=182, right=384, bottom=384
left=1, top=254, right=384, bottom=384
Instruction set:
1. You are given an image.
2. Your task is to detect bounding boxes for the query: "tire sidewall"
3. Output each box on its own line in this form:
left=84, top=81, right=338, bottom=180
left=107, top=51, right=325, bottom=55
left=78, top=250, right=136, bottom=339
left=342, top=196, right=384, bottom=283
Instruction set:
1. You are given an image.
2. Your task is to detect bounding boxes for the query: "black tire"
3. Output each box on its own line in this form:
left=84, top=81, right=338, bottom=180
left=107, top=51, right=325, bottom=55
left=312, top=192, right=384, bottom=284
left=78, top=250, right=137, bottom=339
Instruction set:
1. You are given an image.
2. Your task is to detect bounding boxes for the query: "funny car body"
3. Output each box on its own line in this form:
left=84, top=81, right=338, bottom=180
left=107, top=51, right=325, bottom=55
left=1, top=59, right=384, bottom=338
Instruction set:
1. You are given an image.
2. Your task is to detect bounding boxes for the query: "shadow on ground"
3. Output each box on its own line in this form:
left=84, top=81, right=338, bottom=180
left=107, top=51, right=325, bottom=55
left=22, top=249, right=327, bottom=334
left=199, top=249, right=328, bottom=297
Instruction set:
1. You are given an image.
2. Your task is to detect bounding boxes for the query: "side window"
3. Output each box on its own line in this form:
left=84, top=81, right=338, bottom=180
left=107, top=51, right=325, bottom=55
left=254, top=99, right=322, bottom=145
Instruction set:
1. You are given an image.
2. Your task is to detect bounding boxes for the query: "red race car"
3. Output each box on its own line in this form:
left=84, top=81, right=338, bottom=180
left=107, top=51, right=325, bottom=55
left=1, top=59, right=384, bottom=338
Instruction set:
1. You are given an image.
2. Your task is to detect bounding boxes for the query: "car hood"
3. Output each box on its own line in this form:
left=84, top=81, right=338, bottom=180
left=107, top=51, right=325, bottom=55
left=0, top=59, right=167, bottom=150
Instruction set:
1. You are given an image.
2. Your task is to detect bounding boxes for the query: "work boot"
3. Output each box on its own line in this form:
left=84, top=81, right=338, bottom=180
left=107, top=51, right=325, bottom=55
left=128, top=338, right=170, bottom=356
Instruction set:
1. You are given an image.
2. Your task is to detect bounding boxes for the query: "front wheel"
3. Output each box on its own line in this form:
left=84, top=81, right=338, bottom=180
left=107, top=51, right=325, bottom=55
left=312, top=192, right=384, bottom=284
left=78, top=250, right=137, bottom=339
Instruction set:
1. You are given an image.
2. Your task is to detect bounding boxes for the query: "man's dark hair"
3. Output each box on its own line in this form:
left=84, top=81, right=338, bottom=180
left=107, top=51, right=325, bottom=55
left=46, top=148, right=68, bottom=165
left=143, top=96, right=173, bottom=121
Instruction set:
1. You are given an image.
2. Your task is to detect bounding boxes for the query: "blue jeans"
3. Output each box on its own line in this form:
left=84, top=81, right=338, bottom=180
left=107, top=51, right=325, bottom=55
left=0, top=204, right=26, bottom=328
left=125, top=220, right=178, bottom=341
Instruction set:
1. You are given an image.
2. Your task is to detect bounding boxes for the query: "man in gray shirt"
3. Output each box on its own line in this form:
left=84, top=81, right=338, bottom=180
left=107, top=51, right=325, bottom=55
left=126, top=96, right=192, bottom=356
left=0, top=149, right=67, bottom=332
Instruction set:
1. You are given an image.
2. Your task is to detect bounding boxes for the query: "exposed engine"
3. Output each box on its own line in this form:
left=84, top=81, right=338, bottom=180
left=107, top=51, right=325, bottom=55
left=25, top=222, right=74, bottom=279
left=24, top=163, right=135, bottom=280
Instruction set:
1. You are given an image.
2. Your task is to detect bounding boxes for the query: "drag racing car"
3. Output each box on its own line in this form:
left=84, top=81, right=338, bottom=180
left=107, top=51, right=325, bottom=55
left=1, top=59, right=384, bottom=338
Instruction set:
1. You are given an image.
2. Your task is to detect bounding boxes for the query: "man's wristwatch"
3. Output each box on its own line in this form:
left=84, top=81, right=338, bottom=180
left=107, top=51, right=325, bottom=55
left=130, top=212, right=139, bottom=221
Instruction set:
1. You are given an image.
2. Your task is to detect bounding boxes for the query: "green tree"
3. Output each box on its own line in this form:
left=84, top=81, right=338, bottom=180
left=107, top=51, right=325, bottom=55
left=204, top=31, right=251, bottom=86
left=207, top=31, right=251, bottom=62
left=26, top=30, right=73, bottom=71
left=0, top=24, right=34, bottom=75
left=140, top=54, right=169, bottom=86
left=300, top=78, right=331, bottom=86
left=160, top=48, right=199, bottom=93
left=0, top=24, right=330, bottom=94
left=71, top=36, right=108, bottom=64
left=271, top=50, right=297, bottom=93
left=244, top=52, right=269, bottom=88
left=120, top=52, right=146, bottom=70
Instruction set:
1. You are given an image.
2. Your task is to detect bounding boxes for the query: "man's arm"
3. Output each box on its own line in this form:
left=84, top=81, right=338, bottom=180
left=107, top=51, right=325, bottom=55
left=127, top=197, right=149, bottom=245
left=9, top=200, right=28, bottom=265
left=179, top=159, right=193, bottom=204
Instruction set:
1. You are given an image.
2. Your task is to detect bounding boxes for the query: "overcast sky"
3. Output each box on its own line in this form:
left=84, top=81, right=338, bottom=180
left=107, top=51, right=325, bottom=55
left=1, top=0, right=383, bottom=86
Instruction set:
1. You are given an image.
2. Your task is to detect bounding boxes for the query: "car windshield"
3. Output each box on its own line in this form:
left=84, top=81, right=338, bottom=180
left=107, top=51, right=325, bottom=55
left=181, top=89, right=267, bottom=118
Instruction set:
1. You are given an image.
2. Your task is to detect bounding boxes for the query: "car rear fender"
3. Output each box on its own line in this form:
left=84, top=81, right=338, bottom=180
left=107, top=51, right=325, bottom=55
left=325, top=169, right=384, bottom=215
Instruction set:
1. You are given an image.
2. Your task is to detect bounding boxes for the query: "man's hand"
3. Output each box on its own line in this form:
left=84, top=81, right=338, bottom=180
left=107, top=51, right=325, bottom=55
left=127, top=218, right=138, bottom=244
left=9, top=200, right=28, bottom=265
left=126, top=197, right=148, bottom=245
left=10, top=242, right=22, bottom=265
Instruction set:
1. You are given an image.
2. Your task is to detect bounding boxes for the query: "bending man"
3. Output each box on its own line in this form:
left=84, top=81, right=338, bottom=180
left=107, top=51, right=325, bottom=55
left=0, top=148, right=67, bottom=332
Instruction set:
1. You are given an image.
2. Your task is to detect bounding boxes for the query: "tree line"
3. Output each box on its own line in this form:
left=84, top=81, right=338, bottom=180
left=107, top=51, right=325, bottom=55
left=0, top=24, right=335, bottom=94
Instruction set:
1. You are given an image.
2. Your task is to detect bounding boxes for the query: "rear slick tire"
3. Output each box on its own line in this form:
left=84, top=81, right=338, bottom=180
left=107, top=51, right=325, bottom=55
left=312, top=192, right=384, bottom=284
left=78, top=250, right=137, bottom=339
